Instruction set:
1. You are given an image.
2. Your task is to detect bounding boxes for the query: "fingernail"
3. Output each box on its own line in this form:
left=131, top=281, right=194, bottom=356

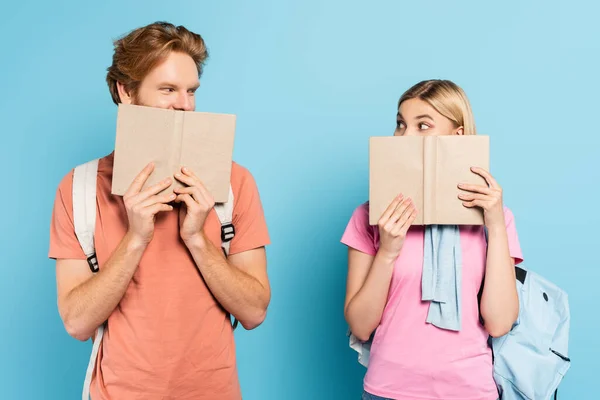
left=175, top=173, right=181, bottom=177
left=182, top=167, right=188, bottom=172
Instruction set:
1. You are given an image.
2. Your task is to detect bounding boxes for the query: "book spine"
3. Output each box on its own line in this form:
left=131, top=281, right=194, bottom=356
left=172, top=111, right=185, bottom=183
left=423, top=136, right=437, bottom=225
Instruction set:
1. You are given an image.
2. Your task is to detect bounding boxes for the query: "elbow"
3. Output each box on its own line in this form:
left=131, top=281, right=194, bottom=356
left=486, top=323, right=512, bottom=338
left=240, top=309, right=267, bottom=331
left=345, top=309, right=375, bottom=342
left=481, top=300, right=519, bottom=338
left=347, top=319, right=375, bottom=342
left=352, top=329, right=373, bottom=343
left=484, top=311, right=518, bottom=338
left=60, top=307, right=93, bottom=342
left=63, top=318, right=93, bottom=342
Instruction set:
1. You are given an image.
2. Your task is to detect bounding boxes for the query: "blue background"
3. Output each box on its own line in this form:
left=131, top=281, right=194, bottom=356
left=1, top=0, right=598, bottom=398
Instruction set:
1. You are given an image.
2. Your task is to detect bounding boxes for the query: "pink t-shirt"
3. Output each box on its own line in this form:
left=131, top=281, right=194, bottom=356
left=341, top=202, right=523, bottom=400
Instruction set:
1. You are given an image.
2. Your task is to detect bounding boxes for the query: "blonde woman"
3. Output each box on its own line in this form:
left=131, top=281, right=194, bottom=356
left=342, top=80, right=523, bottom=400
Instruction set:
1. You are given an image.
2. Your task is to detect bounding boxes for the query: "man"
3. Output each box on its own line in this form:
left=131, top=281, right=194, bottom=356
left=49, top=21, right=271, bottom=399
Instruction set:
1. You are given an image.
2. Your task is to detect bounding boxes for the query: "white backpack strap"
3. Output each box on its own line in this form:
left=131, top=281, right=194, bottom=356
left=214, top=184, right=236, bottom=329
left=214, top=184, right=235, bottom=257
left=82, top=325, right=104, bottom=400
left=72, top=159, right=103, bottom=400
left=73, top=159, right=99, bottom=273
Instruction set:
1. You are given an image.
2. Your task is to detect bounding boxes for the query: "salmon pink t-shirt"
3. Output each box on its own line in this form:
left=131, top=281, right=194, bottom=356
left=341, top=202, right=523, bottom=400
left=48, top=153, right=270, bottom=400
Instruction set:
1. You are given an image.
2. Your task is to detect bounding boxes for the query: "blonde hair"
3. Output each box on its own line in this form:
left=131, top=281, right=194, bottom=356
left=398, top=80, right=477, bottom=135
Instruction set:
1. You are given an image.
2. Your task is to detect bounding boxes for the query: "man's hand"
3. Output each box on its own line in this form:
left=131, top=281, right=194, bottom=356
left=123, top=162, right=174, bottom=246
left=173, top=166, right=215, bottom=245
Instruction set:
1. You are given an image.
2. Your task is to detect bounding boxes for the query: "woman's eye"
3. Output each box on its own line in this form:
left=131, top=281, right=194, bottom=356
left=419, top=123, right=430, bottom=130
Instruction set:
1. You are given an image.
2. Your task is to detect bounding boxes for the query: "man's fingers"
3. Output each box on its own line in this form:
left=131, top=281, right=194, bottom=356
left=130, top=178, right=173, bottom=204
left=138, top=192, right=176, bottom=209
left=175, top=168, right=214, bottom=205
left=125, top=162, right=155, bottom=197
left=174, top=193, right=196, bottom=209
left=146, top=202, right=173, bottom=216
left=182, top=167, right=213, bottom=200
left=173, top=186, right=212, bottom=207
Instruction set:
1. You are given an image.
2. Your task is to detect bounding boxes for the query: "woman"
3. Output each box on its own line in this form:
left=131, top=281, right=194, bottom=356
left=341, top=79, right=523, bottom=400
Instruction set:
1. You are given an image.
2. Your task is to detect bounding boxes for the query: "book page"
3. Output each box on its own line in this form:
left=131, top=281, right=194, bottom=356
left=434, top=135, right=489, bottom=225
left=369, top=136, right=425, bottom=225
left=112, top=104, right=179, bottom=196
left=180, top=112, right=236, bottom=203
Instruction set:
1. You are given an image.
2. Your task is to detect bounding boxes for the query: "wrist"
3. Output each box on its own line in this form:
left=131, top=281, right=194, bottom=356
left=123, top=232, right=149, bottom=253
left=376, top=248, right=400, bottom=264
left=485, top=222, right=506, bottom=236
left=183, top=232, right=208, bottom=251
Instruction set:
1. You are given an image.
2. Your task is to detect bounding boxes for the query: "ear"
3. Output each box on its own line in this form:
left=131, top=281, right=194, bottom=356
left=454, top=126, right=464, bottom=135
left=116, top=82, right=133, bottom=104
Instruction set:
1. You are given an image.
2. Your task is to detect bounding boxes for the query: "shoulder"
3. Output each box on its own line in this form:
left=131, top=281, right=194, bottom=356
left=351, top=201, right=371, bottom=223
left=503, top=205, right=516, bottom=223
left=231, top=161, right=252, bottom=181
left=53, top=168, right=75, bottom=215
left=345, top=201, right=375, bottom=232
left=54, top=154, right=113, bottom=202
left=230, top=161, right=259, bottom=194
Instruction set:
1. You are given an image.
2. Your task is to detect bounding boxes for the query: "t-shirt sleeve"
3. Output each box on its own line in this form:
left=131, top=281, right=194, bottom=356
left=504, top=206, right=523, bottom=265
left=48, top=171, right=86, bottom=260
left=228, top=166, right=270, bottom=255
left=340, top=202, right=377, bottom=256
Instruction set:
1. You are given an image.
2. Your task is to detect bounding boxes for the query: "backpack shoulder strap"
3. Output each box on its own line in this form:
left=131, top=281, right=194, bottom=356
left=214, top=184, right=235, bottom=257
left=72, top=158, right=104, bottom=400
left=213, top=184, right=237, bottom=329
left=72, top=159, right=99, bottom=273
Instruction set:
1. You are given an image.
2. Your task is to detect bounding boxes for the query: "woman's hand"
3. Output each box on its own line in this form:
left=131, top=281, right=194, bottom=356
left=458, top=167, right=505, bottom=229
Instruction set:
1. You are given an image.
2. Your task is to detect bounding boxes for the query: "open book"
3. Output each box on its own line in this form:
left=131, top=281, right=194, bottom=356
left=112, top=104, right=236, bottom=203
left=369, top=135, right=490, bottom=225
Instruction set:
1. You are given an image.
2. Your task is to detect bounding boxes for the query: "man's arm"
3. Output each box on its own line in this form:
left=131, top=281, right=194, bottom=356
left=56, top=233, right=147, bottom=341
left=185, top=234, right=270, bottom=330
left=55, top=162, right=174, bottom=341
left=173, top=166, right=271, bottom=330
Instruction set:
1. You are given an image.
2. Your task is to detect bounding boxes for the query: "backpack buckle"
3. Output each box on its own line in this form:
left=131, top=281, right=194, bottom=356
left=221, top=223, right=235, bottom=242
left=87, top=253, right=99, bottom=273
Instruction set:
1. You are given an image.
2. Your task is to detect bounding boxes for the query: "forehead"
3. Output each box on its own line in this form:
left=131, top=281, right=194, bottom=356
left=143, top=51, right=199, bottom=86
left=398, top=98, right=440, bottom=119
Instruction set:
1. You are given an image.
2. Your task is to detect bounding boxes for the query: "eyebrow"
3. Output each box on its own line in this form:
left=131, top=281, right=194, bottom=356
left=397, top=113, right=434, bottom=121
left=415, top=114, right=434, bottom=121
left=157, top=82, right=200, bottom=90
